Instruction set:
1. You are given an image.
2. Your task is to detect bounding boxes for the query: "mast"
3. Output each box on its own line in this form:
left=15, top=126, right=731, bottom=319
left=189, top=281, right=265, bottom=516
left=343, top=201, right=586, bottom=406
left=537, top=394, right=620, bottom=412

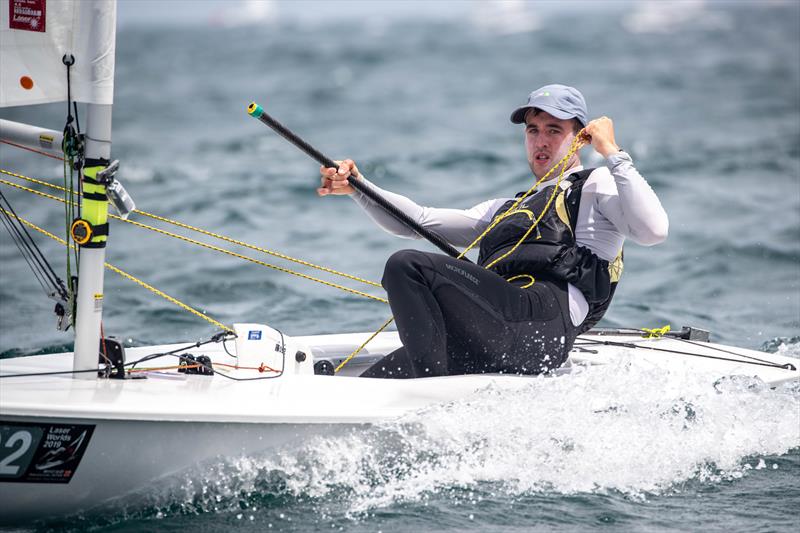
left=71, top=104, right=112, bottom=377
left=1, top=1, right=118, bottom=376
left=71, top=2, right=117, bottom=378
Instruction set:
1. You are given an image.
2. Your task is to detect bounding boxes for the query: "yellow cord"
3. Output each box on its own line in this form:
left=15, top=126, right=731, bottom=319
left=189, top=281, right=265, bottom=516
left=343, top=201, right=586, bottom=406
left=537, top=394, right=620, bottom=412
left=0, top=176, right=388, bottom=304
left=506, top=274, right=536, bottom=289
left=0, top=207, right=233, bottom=333
left=0, top=168, right=382, bottom=289
left=334, top=316, right=395, bottom=373
left=457, top=134, right=586, bottom=260
left=642, top=325, right=671, bottom=338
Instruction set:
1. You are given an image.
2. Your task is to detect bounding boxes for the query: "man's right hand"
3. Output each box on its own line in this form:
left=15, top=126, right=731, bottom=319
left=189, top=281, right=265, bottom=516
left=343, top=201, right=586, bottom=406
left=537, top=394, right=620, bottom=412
left=318, top=159, right=360, bottom=196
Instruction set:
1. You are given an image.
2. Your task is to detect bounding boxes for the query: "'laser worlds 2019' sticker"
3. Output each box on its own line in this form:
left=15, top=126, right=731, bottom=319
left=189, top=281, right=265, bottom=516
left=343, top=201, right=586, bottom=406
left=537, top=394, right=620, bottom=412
left=0, top=422, right=94, bottom=483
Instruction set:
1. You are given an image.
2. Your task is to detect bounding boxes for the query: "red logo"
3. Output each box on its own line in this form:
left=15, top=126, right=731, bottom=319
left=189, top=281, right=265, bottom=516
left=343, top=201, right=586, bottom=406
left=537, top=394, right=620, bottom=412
left=9, top=0, right=46, bottom=33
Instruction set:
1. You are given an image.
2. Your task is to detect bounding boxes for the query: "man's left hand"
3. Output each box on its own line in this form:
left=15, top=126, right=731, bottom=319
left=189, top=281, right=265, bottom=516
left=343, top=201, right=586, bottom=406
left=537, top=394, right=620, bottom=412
left=582, top=116, right=621, bottom=158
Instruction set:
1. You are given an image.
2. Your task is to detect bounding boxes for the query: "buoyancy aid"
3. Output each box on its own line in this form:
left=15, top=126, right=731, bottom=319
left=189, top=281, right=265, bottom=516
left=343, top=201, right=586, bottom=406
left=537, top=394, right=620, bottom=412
left=477, top=168, right=623, bottom=333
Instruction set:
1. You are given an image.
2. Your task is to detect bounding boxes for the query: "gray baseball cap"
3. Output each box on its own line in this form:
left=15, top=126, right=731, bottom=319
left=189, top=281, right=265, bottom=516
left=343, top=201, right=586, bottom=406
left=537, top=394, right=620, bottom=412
left=510, top=84, right=588, bottom=127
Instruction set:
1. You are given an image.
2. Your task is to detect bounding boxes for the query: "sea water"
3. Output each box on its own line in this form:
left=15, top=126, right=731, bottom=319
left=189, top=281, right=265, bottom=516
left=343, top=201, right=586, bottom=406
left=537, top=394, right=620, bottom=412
left=1, top=2, right=798, bottom=531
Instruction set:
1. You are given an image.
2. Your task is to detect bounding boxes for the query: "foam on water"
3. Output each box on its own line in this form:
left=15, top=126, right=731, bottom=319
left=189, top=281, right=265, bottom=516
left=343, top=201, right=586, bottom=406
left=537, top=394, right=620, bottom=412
left=142, top=357, right=799, bottom=522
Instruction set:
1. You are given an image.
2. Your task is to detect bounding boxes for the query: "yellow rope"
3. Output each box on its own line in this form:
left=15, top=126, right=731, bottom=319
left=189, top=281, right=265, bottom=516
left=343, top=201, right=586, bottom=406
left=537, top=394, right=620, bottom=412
left=0, top=176, right=388, bottom=304
left=0, top=207, right=233, bottom=333
left=642, top=325, right=671, bottom=338
left=0, top=167, right=382, bottom=289
left=458, top=135, right=587, bottom=261
left=506, top=274, right=536, bottom=289
left=334, top=316, right=395, bottom=373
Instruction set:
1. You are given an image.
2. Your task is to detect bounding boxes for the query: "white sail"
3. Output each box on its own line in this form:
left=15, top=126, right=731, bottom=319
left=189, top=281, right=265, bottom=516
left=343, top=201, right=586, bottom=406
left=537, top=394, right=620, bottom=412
left=0, top=0, right=116, bottom=107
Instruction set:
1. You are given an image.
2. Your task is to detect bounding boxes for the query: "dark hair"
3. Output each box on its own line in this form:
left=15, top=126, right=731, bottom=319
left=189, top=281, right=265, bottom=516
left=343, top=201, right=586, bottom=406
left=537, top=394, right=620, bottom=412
left=528, top=108, right=583, bottom=134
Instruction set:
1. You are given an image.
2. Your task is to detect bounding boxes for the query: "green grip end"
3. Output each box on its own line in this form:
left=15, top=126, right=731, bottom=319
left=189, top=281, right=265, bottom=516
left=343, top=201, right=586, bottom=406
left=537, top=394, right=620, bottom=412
left=247, top=102, right=264, bottom=118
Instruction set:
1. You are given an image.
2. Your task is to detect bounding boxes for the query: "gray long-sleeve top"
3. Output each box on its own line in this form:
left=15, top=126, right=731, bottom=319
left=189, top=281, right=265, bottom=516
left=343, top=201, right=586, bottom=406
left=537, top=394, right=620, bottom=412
left=351, top=152, right=669, bottom=325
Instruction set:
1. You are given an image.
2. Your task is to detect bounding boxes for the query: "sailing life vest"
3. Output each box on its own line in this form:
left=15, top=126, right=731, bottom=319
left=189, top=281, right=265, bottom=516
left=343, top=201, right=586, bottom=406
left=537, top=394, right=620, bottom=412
left=477, top=168, right=623, bottom=333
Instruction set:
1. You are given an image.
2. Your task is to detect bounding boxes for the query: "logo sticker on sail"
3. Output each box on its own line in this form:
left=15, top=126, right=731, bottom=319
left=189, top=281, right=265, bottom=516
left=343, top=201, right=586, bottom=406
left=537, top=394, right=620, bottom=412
left=0, top=423, right=95, bottom=483
left=9, top=0, right=46, bottom=33
left=248, top=330, right=262, bottom=340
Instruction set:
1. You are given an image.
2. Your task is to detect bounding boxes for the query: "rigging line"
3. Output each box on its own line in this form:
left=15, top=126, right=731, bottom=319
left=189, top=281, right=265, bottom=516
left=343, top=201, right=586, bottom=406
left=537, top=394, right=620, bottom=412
left=673, top=337, right=785, bottom=368
left=334, top=315, right=395, bottom=373
left=590, top=326, right=786, bottom=368
left=0, top=190, right=67, bottom=299
left=129, top=333, right=286, bottom=381
left=0, top=177, right=389, bottom=304
left=0, top=187, right=63, bottom=296
left=0, top=210, right=52, bottom=295
left=116, top=217, right=389, bottom=303
left=136, top=210, right=382, bottom=289
left=0, top=190, right=61, bottom=290
left=128, top=336, right=233, bottom=369
left=0, top=194, right=49, bottom=287
left=0, top=353, right=284, bottom=381
left=574, top=337, right=795, bottom=371
left=0, top=167, right=383, bottom=290
left=0, top=207, right=233, bottom=333
left=0, top=334, right=232, bottom=379
left=0, top=139, right=65, bottom=161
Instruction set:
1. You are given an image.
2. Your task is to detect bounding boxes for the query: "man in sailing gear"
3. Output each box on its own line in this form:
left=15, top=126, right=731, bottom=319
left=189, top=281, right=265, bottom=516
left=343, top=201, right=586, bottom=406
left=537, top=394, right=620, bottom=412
left=319, top=84, right=668, bottom=378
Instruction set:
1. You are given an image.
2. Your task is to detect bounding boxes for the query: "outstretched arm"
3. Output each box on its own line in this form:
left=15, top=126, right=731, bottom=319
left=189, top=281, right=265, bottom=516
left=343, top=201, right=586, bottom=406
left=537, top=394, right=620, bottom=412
left=318, top=160, right=505, bottom=247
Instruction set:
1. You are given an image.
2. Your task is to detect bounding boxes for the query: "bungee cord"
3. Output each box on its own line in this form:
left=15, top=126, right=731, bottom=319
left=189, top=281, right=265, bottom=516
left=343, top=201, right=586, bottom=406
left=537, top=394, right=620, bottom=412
left=0, top=331, right=287, bottom=381
left=573, top=336, right=796, bottom=371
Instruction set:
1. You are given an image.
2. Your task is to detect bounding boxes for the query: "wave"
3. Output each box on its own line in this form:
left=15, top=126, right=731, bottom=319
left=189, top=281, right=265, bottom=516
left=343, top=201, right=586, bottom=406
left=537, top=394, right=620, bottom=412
left=58, top=359, right=798, bottom=530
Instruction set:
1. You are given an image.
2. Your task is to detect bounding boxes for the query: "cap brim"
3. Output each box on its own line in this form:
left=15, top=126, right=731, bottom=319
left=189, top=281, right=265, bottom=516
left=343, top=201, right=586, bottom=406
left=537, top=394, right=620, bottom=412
left=510, top=104, right=581, bottom=125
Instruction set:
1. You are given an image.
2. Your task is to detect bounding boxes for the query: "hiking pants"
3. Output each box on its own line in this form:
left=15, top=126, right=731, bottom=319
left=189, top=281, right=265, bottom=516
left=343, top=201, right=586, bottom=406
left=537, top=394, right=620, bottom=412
left=361, top=249, right=577, bottom=379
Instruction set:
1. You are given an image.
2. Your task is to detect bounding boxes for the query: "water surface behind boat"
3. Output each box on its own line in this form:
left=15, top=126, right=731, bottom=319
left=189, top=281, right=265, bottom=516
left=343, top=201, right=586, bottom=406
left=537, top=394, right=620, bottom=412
left=1, top=2, right=798, bottom=532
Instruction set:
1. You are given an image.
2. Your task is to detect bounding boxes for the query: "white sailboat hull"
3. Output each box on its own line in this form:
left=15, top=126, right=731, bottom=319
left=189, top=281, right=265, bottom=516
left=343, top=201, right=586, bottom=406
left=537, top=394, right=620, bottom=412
left=1, top=328, right=798, bottom=524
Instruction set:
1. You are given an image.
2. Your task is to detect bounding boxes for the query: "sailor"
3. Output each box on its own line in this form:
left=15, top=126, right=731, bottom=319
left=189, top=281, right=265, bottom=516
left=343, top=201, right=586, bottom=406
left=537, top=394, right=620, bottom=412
left=318, top=84, right=669, bottom=378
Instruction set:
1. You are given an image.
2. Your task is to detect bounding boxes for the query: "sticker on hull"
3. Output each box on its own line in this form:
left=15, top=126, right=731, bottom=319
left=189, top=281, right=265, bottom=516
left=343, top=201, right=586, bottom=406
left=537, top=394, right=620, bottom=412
left=0, top=422, right=94, bottom=483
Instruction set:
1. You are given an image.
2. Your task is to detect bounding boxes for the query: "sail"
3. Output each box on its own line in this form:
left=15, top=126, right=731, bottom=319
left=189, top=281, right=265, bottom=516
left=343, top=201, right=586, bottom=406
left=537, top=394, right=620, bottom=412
left=0, top=0, right=116, bottom=107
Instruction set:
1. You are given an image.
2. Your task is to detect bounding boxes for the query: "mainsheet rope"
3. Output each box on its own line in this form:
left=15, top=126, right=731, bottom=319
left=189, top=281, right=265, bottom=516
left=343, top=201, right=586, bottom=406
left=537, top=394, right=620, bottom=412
left=0, top=169, right=386, bottom=303
left=0, top=166, right=382, bottom=289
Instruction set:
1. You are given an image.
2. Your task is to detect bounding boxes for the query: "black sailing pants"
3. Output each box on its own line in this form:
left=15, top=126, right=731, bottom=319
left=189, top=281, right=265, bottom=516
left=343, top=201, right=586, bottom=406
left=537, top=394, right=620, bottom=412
left=361, top=249, right=578, bottom=379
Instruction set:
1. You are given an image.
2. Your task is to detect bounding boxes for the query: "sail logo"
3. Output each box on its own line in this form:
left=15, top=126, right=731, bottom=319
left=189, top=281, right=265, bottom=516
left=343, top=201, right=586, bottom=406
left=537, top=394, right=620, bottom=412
left=9, top=0, right=45, bottom=33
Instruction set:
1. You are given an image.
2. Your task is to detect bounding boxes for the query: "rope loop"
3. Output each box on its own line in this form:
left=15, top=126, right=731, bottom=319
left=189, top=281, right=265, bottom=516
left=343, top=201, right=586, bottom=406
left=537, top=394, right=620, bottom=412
left=642, top=325, right=671, bottom=339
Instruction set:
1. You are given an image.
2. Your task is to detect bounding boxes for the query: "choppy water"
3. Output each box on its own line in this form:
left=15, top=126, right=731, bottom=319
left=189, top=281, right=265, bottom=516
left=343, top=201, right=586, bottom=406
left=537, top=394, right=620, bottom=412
left=1, top=2, right=799, bottom=531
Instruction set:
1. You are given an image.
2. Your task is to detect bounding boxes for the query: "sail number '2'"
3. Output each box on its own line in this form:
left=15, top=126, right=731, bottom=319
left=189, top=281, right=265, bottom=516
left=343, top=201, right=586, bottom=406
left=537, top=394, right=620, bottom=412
left=0, top=423, right=95, bottom=483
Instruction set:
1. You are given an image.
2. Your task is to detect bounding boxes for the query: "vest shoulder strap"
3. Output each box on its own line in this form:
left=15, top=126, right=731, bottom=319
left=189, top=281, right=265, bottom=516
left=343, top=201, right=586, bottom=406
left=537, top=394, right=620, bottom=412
left=563, top=168, right=596, bottom=228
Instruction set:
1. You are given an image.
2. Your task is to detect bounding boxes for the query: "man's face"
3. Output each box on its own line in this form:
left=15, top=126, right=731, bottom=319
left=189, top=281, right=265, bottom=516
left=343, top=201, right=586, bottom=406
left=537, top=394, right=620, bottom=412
left=524, top=109, right=578, bottom=179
